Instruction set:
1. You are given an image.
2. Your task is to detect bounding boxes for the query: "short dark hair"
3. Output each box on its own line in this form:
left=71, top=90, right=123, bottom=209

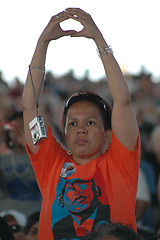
left=0, top=217, right=14, bottom=240
left=24, top=211, right=40, bottom=235
left=62, top=91, right=112, bottom=132
left=8, top=111, right=23, bottom=121
left=87, top=222, right=143, bottom=240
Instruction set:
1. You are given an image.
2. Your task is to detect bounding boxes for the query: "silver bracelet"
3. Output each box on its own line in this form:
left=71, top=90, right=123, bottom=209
left=97, top=45, right=114, bottom=57
left=29, top=65, right=45, bottom=72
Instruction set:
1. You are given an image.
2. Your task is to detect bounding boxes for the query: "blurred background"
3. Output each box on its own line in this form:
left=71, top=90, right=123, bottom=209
left=0, top=0, right=160, bottom=84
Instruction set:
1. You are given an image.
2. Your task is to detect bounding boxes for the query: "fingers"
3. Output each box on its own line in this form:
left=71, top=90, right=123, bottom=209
left=65, top=8, right=89, bottom=22
left=63, top=30, right=78, bottom=37
left=64, top=8, right=97, bottom=39
left=50, top=8, right=89, bottom=21
left=51, top=11, right=70, bottom=24
left=50, top=8, right=88, bottom=25
left=65, top=8, right=88, bottom=17
left=44, top=8, right=91, bottom=39
left=70, top=30, right=84, bottom=38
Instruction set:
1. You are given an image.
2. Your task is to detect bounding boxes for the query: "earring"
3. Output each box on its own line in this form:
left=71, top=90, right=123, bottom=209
left=103, top=142, right=109, bottom=154
left=67, top=149, right=72, bottom=155
left=105, top=132, right=111, bottom=151
left=103, top=147, right=106, bottom=154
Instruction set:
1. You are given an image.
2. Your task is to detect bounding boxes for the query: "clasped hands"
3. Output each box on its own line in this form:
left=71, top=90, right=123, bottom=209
left=41, top=8, right=101, bottom=42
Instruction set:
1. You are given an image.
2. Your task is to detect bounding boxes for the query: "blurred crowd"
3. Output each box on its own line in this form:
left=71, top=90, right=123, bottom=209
left=0, top=68, right=160, bottom=240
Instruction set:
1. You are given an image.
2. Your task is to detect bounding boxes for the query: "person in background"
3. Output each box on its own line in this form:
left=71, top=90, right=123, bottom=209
left=0, top=111, right=42, bottom=217
left=136, top=168, right=152, bottom=231
left=22, top=8, right=140, bottom=240
left=24, top=211, right=40, bottom=240
left=142, top=125, right=160, bottom=227
left=87, top=222, right=143, bottom=240
left=0, top=209, right=27, bottom=240
left=148, top=125, right=160, bottom=184
left=155, top=216, right=160, bottom=240
left=0, top=217, right=14, bottom=240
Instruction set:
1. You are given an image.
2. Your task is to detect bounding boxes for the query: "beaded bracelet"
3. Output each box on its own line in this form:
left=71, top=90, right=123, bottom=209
left=29, top=65, right=45, bottom=72
left=97, top=45, right=114, bottom=58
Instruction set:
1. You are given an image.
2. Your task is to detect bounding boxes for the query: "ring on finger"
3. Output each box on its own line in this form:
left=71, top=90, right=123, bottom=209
left=56, top=15, right=60, bottom=19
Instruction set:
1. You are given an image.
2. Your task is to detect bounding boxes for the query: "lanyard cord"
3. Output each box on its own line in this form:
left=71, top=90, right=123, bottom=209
left=28, top=66, right=45, bottom=117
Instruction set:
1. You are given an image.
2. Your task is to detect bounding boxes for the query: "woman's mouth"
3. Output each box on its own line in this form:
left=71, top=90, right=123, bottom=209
left=76, top=139, right=88, bottom=145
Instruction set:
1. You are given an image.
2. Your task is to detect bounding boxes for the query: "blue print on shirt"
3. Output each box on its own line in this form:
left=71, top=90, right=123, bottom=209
left=51, top=162, right=110, bottom=240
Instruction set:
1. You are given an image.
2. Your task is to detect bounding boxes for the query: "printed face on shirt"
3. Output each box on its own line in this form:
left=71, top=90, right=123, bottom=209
left=65, top=101, right=108, bottom=164
left=63, top=180, right=96, bottom=213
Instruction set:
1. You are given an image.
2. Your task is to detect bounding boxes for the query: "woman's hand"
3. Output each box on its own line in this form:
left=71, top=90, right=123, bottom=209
left=40, top=11, right=77, bottom=43
left=65, top=8, right=103, bottom=41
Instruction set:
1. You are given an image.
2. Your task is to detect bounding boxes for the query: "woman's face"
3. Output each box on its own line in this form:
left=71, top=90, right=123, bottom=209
left=65, top=101, right=108, bottom=164
left=27, top=221, right=39, bottom=240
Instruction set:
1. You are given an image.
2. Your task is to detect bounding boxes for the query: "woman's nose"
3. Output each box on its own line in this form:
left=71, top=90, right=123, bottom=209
left=77, top=124, right=88, bottom=134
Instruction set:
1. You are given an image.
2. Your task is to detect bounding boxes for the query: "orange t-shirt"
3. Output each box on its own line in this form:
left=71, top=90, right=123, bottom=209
left=26, top=126, right=140, bottom=240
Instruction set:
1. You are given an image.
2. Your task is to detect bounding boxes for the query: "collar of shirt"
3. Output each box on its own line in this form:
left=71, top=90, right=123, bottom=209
left=72, top=208, right=97, bottom=233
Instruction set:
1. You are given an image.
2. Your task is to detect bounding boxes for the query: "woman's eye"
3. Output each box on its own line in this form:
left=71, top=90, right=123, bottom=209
left=69, top=122, right=77, bottom=127
left=88, top=120, right=95, bottom=125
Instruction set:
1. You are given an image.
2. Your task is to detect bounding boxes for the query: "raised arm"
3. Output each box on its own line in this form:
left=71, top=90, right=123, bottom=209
left=22, top=11, right=77, bottom=154
left=65, top=8, right=138, bottom=150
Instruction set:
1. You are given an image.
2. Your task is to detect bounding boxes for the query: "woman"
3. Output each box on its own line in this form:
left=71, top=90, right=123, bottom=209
left=22, top=8, right=140, bottom=240
left=25, top=211, right=40, bottom=240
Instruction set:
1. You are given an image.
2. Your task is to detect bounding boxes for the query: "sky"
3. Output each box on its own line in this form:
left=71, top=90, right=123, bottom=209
left=0, top=0, right=160, bottom=84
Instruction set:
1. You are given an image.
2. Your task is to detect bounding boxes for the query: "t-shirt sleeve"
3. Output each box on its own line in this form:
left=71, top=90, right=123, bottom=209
left=26, top=126, right=66, bottom=193
left=109, top=130, right=141, bottom=189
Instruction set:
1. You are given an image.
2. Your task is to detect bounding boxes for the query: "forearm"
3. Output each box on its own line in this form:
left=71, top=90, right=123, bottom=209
left=22, top=38, right=49, bottom=111
left=65, top=8, right=131, bottom=106
left=135, top=200, right=150, bottom=221
left=94, top=33, right=138, bottom=149
left=94, top=34, right=131, bottom=105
